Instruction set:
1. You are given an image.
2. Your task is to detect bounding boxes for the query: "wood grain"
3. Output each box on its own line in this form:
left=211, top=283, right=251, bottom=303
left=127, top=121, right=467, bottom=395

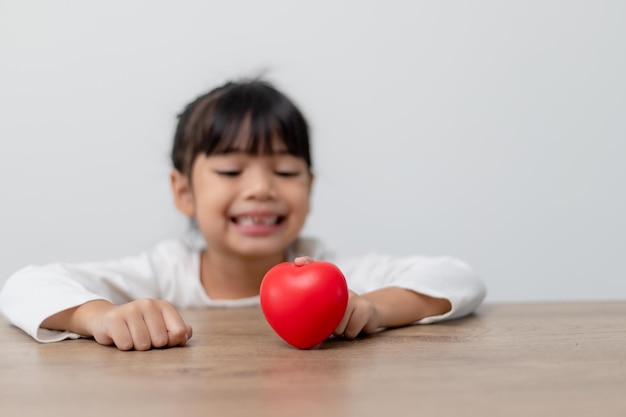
left=1, top=302, right=625, bottom=417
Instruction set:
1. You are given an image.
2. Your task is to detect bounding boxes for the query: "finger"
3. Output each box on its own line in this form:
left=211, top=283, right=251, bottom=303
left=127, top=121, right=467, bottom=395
left=333, top=305, right=354, bottom=337
left=92, top=322, right=115, bottom=346
left=294, top=256, right=314, bottom=266
left=142, top=304, right=170, bottom=349
left=125, top=311, right=153, bottom=351
left=342, top=307, right=370, bottom=339
left=160, top=303, right=190, bottom=347
left=362, top=319, right=379, bottom=335
left=108, top=318, right=134, bottom=351
left=333, top=291, right=358, bottom=337
left=94, top=333, right=114, bottom=347
left=86, top=301, right=118, bottom=347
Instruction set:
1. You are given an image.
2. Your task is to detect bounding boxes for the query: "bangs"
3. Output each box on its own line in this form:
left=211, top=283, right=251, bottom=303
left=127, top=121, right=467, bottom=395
left=172, top=80, right=312, bottom=176
left=206, top=110, right=291, bottom=156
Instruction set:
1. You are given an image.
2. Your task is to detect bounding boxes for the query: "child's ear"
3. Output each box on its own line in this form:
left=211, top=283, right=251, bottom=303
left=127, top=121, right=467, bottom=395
left=170, top=169, right=195, bottom=217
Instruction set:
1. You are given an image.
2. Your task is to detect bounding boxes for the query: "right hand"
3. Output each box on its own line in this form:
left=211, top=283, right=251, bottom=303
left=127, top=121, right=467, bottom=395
left=84, top=299, right=193, bottom=351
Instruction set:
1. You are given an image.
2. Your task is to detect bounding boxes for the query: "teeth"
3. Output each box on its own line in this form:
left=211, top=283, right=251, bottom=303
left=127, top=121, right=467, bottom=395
left=237, top=216, right=279, bottom=226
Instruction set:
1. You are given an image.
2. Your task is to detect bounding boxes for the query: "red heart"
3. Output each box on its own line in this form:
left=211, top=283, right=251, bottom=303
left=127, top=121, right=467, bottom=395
left=260, top=261, right=349, bottom=349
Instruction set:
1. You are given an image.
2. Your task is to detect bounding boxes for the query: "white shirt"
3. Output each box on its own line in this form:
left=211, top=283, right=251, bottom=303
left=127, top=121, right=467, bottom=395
left=0, top=237, right=486, bottom=343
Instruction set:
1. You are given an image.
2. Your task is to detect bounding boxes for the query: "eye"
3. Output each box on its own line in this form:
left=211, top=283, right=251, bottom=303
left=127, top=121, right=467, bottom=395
left=215, top=170, right=241, bottom=177
left=275, top=171, right=301, bottom=177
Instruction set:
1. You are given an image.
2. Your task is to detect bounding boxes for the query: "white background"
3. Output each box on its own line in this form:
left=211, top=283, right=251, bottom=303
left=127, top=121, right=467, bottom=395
left=1, top=0, right=624, bottom=302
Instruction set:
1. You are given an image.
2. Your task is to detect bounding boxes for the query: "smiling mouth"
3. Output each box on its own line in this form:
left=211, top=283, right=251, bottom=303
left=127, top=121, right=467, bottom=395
left=232, top=215, right=285, bottom=226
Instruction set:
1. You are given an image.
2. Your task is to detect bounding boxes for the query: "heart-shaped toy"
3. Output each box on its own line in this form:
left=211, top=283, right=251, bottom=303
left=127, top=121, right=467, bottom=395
left=260, top=261, right=349, bottom=349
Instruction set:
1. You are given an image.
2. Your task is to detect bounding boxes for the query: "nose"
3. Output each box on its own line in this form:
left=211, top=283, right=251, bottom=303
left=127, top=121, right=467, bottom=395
left=242, top=168, right=277, bottom=200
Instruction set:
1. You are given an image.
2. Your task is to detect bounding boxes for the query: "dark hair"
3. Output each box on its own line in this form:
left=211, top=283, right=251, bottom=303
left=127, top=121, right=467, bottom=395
left=171, top=79, right=312, bottom=177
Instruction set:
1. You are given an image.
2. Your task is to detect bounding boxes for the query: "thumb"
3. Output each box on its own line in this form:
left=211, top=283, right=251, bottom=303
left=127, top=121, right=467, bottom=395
left=294, top=256, right=315, bottom=266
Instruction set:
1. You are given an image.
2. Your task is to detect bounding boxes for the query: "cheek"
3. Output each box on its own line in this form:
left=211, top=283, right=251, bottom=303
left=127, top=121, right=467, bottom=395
left=193, top=183, right=233, bottom=217
left=288, top=185, right=312, bottom=215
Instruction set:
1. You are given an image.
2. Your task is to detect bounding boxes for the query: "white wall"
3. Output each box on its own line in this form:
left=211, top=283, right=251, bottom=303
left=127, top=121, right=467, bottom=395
left=1, top=0, right=624, bottom=302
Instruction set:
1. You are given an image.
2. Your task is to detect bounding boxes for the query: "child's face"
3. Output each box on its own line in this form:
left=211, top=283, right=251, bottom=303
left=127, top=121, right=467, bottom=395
left=172, top=142, right=313, bottom=260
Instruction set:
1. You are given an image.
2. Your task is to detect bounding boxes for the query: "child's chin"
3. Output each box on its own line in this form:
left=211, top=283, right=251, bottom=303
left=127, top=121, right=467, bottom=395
left=234, top=242, right=288, bottom=259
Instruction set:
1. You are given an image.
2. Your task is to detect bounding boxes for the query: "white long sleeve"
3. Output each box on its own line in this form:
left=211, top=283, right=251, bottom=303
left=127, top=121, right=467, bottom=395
left=0, top=239, right=243, bottom=342
left=0, top=237, right=486, bottom=343
left=332, top=252, right=486, bottom=323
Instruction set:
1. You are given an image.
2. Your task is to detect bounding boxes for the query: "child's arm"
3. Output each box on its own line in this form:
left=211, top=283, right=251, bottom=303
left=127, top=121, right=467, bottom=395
left=295, top=251, right=486, bottom=338
left=334, top=288, right=451, bottom=339
left=0, top=240, right=197, bottom=347
left=42, top=299, right=192, bottom=350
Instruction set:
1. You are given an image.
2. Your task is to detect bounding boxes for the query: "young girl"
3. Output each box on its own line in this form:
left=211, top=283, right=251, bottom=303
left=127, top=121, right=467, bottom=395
left=0, top=79, right=486, bottom=351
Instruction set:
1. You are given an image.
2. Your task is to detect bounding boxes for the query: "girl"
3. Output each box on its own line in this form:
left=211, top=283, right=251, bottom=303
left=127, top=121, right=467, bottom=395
left=0, top=79, right=486, bottom=351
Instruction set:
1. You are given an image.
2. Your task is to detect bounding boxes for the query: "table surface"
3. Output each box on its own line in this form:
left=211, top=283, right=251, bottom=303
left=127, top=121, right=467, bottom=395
left=1, top=301, right=625, bottom=417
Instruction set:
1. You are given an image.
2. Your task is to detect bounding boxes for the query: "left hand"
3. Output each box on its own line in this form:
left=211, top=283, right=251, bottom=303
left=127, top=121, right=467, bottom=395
left=294, top=256, right=381, bottom=339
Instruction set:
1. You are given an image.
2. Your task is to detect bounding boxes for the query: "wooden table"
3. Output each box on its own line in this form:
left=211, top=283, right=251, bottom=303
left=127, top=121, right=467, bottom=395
left=1, top=302, right=625, bottom=416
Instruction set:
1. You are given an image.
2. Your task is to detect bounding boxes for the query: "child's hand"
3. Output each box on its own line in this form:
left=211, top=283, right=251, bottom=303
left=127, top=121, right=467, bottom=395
left=332, top=290, right=380, bottom=339
left=81, top=299, right=193, bottom=351
left=292, top=256, right=453, bottom=341
left=293, top=256, right=381, bottom=339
